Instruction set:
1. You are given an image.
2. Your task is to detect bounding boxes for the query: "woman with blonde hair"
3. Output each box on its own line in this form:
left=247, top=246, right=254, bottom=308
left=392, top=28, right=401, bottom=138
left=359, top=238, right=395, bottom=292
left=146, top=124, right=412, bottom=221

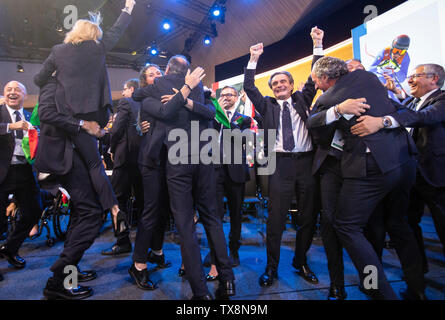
left=34, top=0, right=136, bottom=239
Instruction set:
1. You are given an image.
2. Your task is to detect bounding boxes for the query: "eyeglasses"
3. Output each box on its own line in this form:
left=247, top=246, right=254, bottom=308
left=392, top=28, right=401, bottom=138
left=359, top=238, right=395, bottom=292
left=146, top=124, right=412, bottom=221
left=220, top=93, right=237, bottom=98
left=407, top=73, right=436, bottom=80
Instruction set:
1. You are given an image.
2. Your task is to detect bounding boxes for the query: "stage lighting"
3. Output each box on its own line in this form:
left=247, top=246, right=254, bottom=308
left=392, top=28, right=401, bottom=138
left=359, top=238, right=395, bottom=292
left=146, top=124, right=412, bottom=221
left=162, top=20, right=171, bottom=31
left=150, top=48, right=158, bottom=56
left=210, top=3, right=226, bottom=23
left=204, top=35, right=212, bottom=45
left=212, top=8, right=221, bottom=17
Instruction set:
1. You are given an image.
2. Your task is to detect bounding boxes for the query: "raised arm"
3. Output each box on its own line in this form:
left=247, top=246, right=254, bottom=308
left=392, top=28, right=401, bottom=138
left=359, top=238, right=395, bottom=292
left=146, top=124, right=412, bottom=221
left=102, top=0, right=135, bottom=52
left=243, top=43, right=268, bottom=114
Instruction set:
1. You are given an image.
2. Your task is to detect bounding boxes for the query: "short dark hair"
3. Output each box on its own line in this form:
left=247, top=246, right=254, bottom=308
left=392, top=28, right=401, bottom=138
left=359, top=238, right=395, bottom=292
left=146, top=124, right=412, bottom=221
left=124, top=78, right=139, bottom=90
left=139, top=64, right=163, bottom=87
left=167, top=55, right=190, bottom=76
left=221, top=85, right=238, bottom=96
left=268, top=71, right=294, bottom=89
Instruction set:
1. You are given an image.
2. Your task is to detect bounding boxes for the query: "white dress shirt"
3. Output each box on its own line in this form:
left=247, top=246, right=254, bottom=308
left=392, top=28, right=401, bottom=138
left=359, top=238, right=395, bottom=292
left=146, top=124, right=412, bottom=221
left=5, top=105, right=27, bottom=164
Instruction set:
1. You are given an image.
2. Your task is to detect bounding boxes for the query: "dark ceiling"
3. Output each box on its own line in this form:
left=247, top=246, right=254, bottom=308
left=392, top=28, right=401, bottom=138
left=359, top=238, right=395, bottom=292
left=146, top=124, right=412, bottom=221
left=0, top=0, right=222, bottom=70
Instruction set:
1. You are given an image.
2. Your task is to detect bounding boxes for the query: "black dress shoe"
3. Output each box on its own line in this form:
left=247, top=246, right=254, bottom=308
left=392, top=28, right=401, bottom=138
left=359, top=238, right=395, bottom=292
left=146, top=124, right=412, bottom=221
left=0, top=245, right=26, bottom=269
left=215, top=280, right=236, bottom=299
left=147, top=250, right=172, bottom=269
left=206, top=274, right=219, bottom=281
left=77, top=268, right=97, bottom=282
left=328, top=285, right=347, bottom=300
left=191, top=293, right=214, bottom=300
left=292, top=262, right=319, bottom=284
left=259, top=268, right=277, bottom=287
left=101, top=243, right=132, bottom=256
left=43, top=277, right=93, bottom=300
left=229, top=251, right=240, bottom=267
left=178, top=268, right=186, bottom=277
left=128, top=264, right=157, bottom=290
left=399, top=288, right=428, bottom=300
left=114, top=211, right=129, bottom=237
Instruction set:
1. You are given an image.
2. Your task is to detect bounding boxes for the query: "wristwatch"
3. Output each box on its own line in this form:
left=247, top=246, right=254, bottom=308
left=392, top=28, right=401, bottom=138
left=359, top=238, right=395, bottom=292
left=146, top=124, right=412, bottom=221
left=382, top=116, right=392, bottom=128
left=78, top=120, right=84, bottom=132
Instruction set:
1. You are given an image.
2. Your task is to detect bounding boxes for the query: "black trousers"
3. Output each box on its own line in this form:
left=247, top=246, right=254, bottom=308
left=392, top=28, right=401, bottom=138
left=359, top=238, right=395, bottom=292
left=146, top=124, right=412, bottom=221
left=333, top=155, right=424, bottom=299
left=70, top=131, right=117, bottom=211
left=318, top=156, right=345, bottom=288
left=166, top=161, right=234, bottom=297
left=132, top=163, right=170, bottom=263
left=50, top=150, right=104, bottom=281
left=0, top=164, right=42, bottom=255
left=209, top=165, right=245, bottom=265
left=266, top=152, right=317, bottom=272
left=111, top=163, right=144, bottom=246
left=407, top=172, right=445, bottom=271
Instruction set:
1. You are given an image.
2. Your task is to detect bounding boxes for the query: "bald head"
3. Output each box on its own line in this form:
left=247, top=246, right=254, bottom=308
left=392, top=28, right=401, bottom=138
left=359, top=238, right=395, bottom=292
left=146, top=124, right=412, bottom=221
left=3, top=81, right=27, bottom=109
left=166, top=55, right=190, bottom=76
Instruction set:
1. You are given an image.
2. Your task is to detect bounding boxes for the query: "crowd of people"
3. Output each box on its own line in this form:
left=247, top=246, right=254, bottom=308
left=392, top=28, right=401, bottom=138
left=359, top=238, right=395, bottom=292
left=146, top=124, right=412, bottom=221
left=1, top=0, right=444, bottom=300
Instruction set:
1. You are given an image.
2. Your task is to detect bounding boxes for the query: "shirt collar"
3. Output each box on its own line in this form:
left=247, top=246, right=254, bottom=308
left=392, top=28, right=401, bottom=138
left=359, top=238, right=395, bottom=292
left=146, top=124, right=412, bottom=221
left=224, top=105, right=236, bottom=116
left=5, top=105, right=24, bottom=119
left=276, top=96, right=293, bottom=108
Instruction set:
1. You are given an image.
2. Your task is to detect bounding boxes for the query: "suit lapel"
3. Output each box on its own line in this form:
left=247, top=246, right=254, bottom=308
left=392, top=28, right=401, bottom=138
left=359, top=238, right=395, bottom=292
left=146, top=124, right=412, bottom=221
left=270, top=98, right=280, bottom=129
left=418, top=89, right=442, bottom=111
left=291, top=98, right=308, bottom=123
left=1, top=104, right=12, bottom=123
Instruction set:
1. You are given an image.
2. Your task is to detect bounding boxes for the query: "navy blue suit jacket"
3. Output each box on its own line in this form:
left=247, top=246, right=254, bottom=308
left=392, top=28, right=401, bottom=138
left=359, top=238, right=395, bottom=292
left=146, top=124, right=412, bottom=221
left=34, top=12, right=132, bottom=128
left=110, top=98, right=142, bottom=168
left=133, top=73, right=215, bottom=167
left=391, top=89, right=445, bottom=187
left=309, top=69, right=416, bottom=178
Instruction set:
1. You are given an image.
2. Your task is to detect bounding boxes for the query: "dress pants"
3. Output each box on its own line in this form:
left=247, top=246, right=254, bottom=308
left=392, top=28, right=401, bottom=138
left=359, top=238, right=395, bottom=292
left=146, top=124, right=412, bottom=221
left=209, top=165, right=245, bottom=265
left=0, top=164, right=42, bottom=255
left=111, top=163, right=144, bottom=247
left=318, top=156, right=345, bottom=288
left=132, top=161, right=170, bottom=264
left=407, top=172, right=445, bottom=271
left=333, top=155, right=425, bottom=299
left=266, top=152, right=317, bottom=272
left=50, top=150, right=103, bottom=281
left=166, top=161, right=234, bottom=297
left=70, top=131, right=117, bottom=211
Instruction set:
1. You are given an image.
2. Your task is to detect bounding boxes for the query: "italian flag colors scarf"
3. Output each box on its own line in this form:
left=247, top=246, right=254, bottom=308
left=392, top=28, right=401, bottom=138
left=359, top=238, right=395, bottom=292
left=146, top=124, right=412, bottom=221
left=22, top=103, right=39, bottom=164
left=211, top=98, right=246, bottom=128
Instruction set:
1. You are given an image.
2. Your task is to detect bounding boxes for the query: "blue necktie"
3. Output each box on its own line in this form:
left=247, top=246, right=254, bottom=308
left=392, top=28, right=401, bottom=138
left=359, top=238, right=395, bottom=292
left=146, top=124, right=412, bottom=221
left=282, top=101, right=295, bottom=151
left=14, top=111, right=23, bottom=139
left=407, top=98, right=421, bottom=111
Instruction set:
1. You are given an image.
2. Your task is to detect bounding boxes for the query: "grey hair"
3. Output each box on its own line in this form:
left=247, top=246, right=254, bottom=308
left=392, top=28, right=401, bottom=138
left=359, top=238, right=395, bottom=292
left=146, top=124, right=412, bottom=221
left=313, top=56, right=349, bottom=80
left=167, top=55, right=190, bottom=76
left=419, top=64, right=445, bottom=88
left=268, top=71, right=294, bottom=89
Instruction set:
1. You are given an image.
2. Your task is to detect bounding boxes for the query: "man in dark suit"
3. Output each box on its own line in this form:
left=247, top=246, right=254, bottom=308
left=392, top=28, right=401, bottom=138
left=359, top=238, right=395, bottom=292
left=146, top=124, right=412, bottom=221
left=0, top=81, right=43, bottom=279
left=350, top=63, right=445, bottom=279
left=243, top=27, right=324, bottom=287
left=35, top=78, right=106, bottom=299
left=309, top=56, right=425, bottom=300
left=206, top=86, right=253, bottom=280
left=132, top=55, right=235, bottom=299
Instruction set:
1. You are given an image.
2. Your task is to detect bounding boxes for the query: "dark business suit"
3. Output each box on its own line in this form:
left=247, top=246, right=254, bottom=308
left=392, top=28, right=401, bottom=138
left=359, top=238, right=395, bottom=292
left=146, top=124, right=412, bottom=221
left=109, top=98, right=143, bottom=247
left=212, top=112, right=253, bottom=259
left=33, top=11, right=132, bottom=213
left=133, top=73, right=234, bottom=297
left=0, top=105, right=42, bottom=256
left=35, top=78, right=104, bottom=282
left=391, top=89, right=445, bottom=269
left=310, top=69, right=424, bottom=299
left=243, top=55, right=322, bottom=273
